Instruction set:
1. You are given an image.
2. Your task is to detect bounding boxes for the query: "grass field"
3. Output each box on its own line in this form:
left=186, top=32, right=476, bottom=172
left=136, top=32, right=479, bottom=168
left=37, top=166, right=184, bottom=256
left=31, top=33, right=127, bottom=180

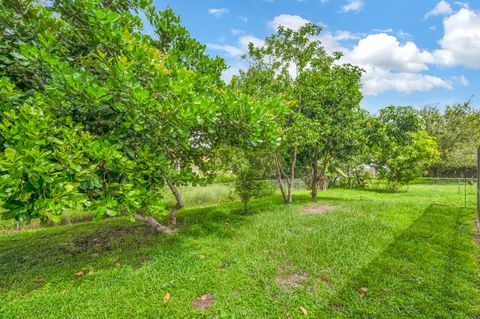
left=0, top=183, right=479, bottom=318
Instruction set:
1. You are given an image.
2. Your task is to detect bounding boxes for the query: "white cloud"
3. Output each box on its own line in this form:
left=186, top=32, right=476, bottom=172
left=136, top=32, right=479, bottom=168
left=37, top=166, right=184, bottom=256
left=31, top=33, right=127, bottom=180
left=207, top=44, right=243, bottom=57
left=453, top=1, right=469, bottom=9
left=222, top=63, right=244, bottom=83
left=373, top=28, right=394, bottom=34
left=459, top=75, right=469, bottom=86
left=425, top=1, right=453, bottom=19
left=210, top=35, right=265, bottom=83
left=434, top=8, right=480, bottom=68
left=334, top=30, right=361, bottom=41
left=317, top=31, right=362, bottom=53
left=210, top=12, right=459, bottom=96
left=341, top=0, right=365, bottom=13
left=347, top=34, right=434, bottom=73
left=208, top=8, right=229, bottom=18
left=361, top=67, right=453, bottom=95
left=238, top=35, right=265, bottom=51
left=396, top=30, right=413, bottom=40
left=231, top=29, right=245, bottom=36
left=299, top=26, right=450, bottom=95
left=208, top=35, right=264, bottom=58
left=452, top=75, right=469, bottom=86
left=330, top=33, right=452, bottom=95
left=268, top=14, right=311, bottom=31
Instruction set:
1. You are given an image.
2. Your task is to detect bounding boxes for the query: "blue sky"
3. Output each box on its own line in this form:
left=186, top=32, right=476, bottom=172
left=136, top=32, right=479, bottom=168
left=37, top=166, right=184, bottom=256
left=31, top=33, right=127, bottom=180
left=153, top=0, right=480, bottom=112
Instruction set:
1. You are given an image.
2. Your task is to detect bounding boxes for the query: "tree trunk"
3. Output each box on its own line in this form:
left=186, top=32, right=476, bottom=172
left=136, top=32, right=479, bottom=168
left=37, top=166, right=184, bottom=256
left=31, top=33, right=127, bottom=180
left=319, top=173, right=328, bottom=191
left=318, top=157, right=329, bottom=191
left=348, top=167, right=353, bottom=189
left=166, top=181, right=184, bottom=225
left=133, top=214, right=172, bottom=233
left=275, top=152, right=288, bottom=204
left=287, top=146, right=297, bottom=204
left=274, top=147, right=297, bottom=204
left=311, top=159, right=319, bottom=200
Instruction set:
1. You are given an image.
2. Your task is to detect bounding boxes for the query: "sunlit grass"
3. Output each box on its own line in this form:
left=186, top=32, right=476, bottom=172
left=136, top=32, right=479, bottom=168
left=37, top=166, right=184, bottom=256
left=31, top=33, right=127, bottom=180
left=0, top=183, right=479, bottom=318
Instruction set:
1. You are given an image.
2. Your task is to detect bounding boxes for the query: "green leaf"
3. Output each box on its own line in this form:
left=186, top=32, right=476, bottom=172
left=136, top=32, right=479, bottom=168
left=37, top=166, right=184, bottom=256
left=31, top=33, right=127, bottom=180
left=4, top=148, right=16, bottom=160
left=65, top=184, right=75, bottom=192
left=336, top=167, right=348, bottom=178
left=106, top=209, right=118, bottom=217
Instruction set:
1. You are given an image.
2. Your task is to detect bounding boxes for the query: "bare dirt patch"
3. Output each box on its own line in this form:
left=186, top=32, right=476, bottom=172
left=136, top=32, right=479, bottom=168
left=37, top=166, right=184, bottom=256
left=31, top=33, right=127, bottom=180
left=192, top=294, right=214, bottom=310
left=276, top=272, right=310, bottom=288
left=301, top=204, right=335, bottom=215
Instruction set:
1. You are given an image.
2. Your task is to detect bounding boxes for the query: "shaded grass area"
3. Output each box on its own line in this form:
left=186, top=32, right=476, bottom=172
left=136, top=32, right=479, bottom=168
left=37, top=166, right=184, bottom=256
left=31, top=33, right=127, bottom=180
left=0, top=185, right=479, bottom=318
left=330, top=204, right=479, bottom=318
left=0, top=183, right=238, bottom=233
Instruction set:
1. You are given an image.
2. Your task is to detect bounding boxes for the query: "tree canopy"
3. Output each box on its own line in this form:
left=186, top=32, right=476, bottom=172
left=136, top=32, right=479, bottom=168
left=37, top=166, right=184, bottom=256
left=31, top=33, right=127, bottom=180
left=0, top=0, right=279, bottom=230
left=421, top=101, right=480, bottom=175
left=0, top=0, right=453, bottom=230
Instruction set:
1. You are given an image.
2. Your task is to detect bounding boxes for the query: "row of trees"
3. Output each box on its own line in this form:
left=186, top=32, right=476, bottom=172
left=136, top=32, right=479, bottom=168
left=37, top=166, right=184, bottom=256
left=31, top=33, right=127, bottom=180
left=0, top=0, right=442, bottom=231
left=420, top=101, right=480, bottom=176
left=233, top=24, right=439, bottom=199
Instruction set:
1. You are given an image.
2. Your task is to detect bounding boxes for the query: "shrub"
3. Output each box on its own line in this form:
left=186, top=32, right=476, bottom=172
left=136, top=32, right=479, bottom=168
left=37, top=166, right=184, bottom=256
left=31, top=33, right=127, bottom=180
left=234, top=165, right=269, bottom=211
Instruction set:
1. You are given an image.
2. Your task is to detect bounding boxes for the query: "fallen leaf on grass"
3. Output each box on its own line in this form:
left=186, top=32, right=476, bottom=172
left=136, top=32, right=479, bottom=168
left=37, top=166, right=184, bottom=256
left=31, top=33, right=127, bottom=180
left=74, top=271, right=84, bottom=277
left=299, top=306, right=308, bottom=316
left=359, top=287, right=368, bottom=297
left=163, top=292, right=170, bottom=303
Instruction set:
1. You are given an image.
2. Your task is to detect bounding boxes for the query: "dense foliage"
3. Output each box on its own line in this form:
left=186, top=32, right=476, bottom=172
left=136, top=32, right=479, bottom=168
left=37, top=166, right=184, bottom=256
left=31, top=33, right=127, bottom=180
left=0, top=0, right=455, bottom=229
left=421, top=101, right=480, bottom=176
left=236, top=24, right=366, bottom=201
left=0, top=0, right=278, bottom=230
left=234, top=165, right=270, bottom=211
left=369, top=106, right=440, bottom=192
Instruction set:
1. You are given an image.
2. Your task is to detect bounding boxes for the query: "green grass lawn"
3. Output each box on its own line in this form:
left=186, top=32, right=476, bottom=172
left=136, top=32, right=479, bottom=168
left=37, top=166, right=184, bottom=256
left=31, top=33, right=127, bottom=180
left=0, top=183, right=479, bottom=318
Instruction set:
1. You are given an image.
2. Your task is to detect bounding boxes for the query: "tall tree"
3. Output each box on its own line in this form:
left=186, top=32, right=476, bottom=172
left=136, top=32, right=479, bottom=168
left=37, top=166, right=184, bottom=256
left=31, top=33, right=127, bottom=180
left=296, top=55, right=364, bottom=198
left=0, top=0, right=278, bottom=230
left=236, top=23, right=336, bottom=203
left=370, top=106, right=440, bottom=192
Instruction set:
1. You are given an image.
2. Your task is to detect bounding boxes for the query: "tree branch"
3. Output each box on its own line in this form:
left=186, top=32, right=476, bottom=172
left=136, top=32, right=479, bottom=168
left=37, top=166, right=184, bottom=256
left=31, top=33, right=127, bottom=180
left=133, top=214, right=172, bottom=233
left=166, top=180, right=184, bottom=225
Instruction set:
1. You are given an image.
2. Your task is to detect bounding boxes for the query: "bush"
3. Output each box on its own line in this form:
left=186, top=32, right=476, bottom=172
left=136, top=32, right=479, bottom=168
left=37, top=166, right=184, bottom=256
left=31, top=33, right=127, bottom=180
left=234, top=165, right=269, bottom=211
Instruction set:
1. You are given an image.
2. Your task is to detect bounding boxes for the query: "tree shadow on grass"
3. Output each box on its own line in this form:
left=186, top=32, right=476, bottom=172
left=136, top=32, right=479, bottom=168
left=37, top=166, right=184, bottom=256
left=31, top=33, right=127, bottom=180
left=0, top=219, right=166, bottom=294
left=354, top=187, right=403, bottom=194
left=0, top=195, right=288, bottom=295
left=0, top=192, right=367, bottom=299
left=325, top=204, right=479, bottom=318
left=176, top=194, right=300, bottom=238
